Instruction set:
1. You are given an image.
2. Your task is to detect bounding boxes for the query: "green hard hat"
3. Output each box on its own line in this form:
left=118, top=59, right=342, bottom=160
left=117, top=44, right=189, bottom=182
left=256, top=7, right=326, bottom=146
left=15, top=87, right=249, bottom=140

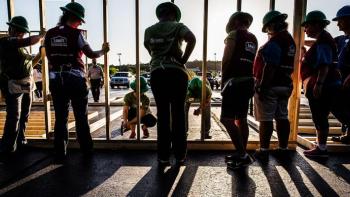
left=262, top=10, right=288, bottom=32
left=188, top=77, right=202, bottom=91
left=156, top=2, right=181, bottom=22
left=302, top=10, right=330, bottom=26
left=60, top=2, right=85, bottom=23
left=226, top=11, right=253, bottom=33
left=7, top=16, right=29, bottom=33
left=130, top=76, right=149, bottom=93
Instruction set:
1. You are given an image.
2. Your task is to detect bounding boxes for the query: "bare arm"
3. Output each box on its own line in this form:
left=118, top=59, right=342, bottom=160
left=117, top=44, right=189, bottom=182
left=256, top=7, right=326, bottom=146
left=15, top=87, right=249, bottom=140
left=180, top=31, right=196, bottom=64
left=15, top=35, right=43, bottom=48
left=123, top=106, right=129, bottom=123
left=222, top=39, right=235, bottom=74
left=82, top=44, right=109, bottom=59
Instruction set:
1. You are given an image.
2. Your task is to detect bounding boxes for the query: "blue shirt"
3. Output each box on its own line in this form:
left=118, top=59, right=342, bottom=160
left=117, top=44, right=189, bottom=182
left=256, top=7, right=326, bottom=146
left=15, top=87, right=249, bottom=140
left=262, top=41, right=281, bottom=66
left=315, top=44, right=333, bottom=68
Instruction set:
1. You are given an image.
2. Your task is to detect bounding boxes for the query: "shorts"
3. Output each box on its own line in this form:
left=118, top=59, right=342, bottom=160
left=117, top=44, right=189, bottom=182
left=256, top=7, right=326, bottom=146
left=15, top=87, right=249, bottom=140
left=221, top=78, right=254, bottom=119
left=254, top=86, right=292, bottom=121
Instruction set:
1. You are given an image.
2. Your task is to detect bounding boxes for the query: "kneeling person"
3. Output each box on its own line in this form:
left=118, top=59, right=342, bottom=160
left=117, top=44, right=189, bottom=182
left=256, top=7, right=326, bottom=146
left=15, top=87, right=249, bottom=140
left=185, top=77, right=212, bottom=139
left=123, top=77, right=157, bottom=139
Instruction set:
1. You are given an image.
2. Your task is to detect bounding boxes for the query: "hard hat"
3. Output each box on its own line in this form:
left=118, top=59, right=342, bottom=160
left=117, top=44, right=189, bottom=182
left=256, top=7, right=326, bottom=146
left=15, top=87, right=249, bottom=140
left=60, top=2, right=85, bottom=23
left=302, top=10, right=330, bottom=26
left=130, top=76, right=149, bottom=93
left=333, top=5, right=350, bottom=21
left=188, top=77, right=202, bottom=91
left=226, top=11, right=253, bottom=33
left=7, top=16, right=29, bottom=33
left=262, top=10, right=288, bottom=32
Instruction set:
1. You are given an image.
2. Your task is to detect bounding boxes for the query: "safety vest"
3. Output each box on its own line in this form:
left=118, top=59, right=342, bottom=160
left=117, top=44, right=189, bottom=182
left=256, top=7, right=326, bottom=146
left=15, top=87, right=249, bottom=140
left=301, top=30, right=340, bottom=86
left=45, top=25, right=85, bottom=72
left=222, top=29, right=257, bottom=85
left=254, top=30, right=296, bottom=87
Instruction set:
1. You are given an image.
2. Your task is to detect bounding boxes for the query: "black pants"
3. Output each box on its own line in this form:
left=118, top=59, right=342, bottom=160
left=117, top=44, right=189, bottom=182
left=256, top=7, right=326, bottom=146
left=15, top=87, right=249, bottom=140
left=35, top=81, right=42, bottom=98
left=50, top=72, right=92, bottom=155
left=0, top=86, right=32, bottom=152
left=150, top=67, right=188, bottom=160
left=90, top=79, right=101, bottom=102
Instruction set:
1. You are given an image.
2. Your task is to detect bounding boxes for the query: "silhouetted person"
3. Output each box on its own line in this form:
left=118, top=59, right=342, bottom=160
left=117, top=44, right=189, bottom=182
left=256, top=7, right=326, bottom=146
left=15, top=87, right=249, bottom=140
left=253, top=11, right=296, bottom=160
left=45, top=2, right=109, bottom=160
left=301, top=11, right=348, bottom=157
left=144, top=2, right=196, bottom=166
left=332, top=6, right=350, bottom=144
left=221, top=12, right=257, bottom=169
left=88, top=58, right=104, bottom=102
left=0, top=16, right=43, bottom=153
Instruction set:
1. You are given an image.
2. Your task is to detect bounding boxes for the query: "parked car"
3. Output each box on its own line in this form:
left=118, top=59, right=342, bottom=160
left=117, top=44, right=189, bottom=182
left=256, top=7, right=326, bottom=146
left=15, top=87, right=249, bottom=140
left=196, top=72, right=218, bottom=90
left=110, top=72, right=134, bottom=89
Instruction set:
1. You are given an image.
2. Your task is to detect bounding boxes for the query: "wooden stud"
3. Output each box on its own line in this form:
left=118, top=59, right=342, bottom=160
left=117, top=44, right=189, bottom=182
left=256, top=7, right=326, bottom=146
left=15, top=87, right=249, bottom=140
left=289, top=0, right=307, bottom=145
left=7, top=0, right=14, bottom=21
left=270, top=0, right=275, bottom=11
left=38, top=0, right=51, bottom=140
left=201, top=0, right=209, bottom=141
left=237, top=0, right=242, bottom=12
left=103, top=0, right=111, bottom=140
left=135, top=0, right=141, bottom=140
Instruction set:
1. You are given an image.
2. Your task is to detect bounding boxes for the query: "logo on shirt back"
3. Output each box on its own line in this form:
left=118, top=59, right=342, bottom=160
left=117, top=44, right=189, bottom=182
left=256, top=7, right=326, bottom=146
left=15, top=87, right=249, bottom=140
left=51, top=36, right=67, bottom=47
left=245, top=42, right=256, bottom=54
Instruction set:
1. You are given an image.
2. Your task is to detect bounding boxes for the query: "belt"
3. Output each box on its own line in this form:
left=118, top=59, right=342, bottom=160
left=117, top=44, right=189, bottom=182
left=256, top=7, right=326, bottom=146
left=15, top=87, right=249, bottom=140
left=49, top=65, right=85, bottom=79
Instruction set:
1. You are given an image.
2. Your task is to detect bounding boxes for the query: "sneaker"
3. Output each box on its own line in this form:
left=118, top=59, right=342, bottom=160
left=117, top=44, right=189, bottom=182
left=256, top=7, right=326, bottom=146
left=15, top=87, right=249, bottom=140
left=129, top=132, right=136, bottom=139
left=303, top=147, right=328, bottom=158
left=227, top=155, right=255, bottom=170
left=254, top=149, right=269, bottom=161
left=332, top=135, right=350, bottom=144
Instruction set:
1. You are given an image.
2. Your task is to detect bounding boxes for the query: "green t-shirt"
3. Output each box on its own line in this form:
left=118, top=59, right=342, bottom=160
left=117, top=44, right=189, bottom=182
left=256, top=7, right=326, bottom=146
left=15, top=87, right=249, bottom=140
left=123, top=92, right=151, bottom=113
left=0, top=36, right=32, bottom=81
left=186, top=84, right=212, bottom=103
left=144, top=21, right=190, bottom=69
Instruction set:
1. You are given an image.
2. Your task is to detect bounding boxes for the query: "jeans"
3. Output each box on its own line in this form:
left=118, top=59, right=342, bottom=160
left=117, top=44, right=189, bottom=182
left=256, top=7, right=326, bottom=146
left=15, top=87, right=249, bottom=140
left=185, top=102, right=211, bottom=135
left=49, top=71, right=92, bottom=155
left=90, top=78, right=101, bottom=102
left=0, top=86, right=32, bottom=152
left=150, top=67, right=188, bottom=160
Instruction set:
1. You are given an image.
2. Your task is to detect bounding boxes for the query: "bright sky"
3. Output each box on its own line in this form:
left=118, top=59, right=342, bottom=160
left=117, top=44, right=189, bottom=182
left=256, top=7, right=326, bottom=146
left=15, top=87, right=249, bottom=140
left=0, top=0, right=349, bottom=65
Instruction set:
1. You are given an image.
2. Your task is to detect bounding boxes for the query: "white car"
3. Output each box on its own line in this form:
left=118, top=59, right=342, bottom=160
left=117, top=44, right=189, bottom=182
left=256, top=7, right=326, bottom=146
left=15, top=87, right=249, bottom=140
left=110, top=72, right=134, bottom=89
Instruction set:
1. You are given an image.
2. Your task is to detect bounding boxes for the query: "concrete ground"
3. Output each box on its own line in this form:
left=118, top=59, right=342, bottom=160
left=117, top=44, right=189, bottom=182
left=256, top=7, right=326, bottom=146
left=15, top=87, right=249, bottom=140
left=0, top=147, right=349, bottom=197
